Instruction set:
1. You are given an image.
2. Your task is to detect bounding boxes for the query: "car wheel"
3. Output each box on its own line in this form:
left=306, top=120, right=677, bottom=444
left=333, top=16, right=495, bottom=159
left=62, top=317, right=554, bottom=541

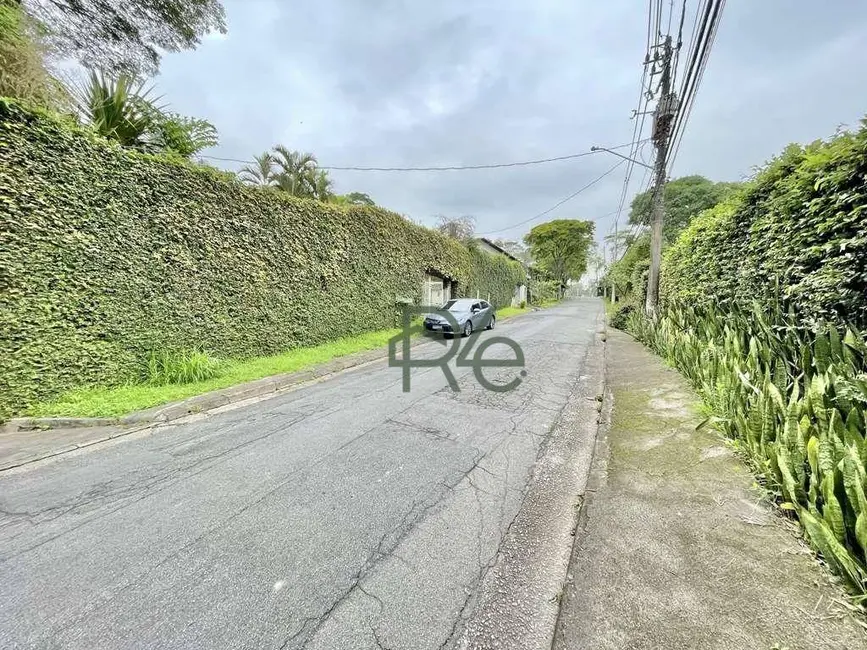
left=486, top=316, right=495, bottom=330
left=463, top=321, right=473, bottom=337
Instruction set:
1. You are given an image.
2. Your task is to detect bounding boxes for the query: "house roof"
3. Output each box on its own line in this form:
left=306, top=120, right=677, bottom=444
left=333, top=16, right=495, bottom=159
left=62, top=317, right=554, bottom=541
left=477, top=237, right=524, bottom=265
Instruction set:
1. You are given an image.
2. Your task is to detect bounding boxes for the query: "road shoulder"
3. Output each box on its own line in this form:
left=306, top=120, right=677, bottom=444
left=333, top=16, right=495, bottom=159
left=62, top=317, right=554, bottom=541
left=554, top=328, right=867, bottom=650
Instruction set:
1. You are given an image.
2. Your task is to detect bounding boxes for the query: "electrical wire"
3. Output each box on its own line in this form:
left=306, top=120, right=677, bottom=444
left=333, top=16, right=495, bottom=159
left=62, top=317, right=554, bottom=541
left=606, top=0, right=658, bottom=266
left=479, top=160, right=625, bottom=236
left=198, top=140, right=641, bottom=173
left=667, top=0, right=725, bottom=170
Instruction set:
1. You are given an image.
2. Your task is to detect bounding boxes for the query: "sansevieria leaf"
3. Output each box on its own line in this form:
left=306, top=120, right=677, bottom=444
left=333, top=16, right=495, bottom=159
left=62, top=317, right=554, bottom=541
left=857, top=512, right=867, bottom=556
left=815, top=330, right=830, bottom=374
left=806, top=436, right=820, bottom=484
left=823, top=489, right=846, bottom=543
left=799, top=507, right=867, bottom=589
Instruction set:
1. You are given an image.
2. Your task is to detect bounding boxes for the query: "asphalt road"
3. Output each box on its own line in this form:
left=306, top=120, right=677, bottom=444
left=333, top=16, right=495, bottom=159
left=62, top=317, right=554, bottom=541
left=0, top=299, right=603, bottom=650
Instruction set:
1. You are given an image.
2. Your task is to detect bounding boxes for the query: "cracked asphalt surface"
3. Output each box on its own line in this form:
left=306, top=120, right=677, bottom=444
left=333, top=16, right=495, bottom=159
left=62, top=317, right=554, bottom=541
left=0, top=299, right=603, bottom=649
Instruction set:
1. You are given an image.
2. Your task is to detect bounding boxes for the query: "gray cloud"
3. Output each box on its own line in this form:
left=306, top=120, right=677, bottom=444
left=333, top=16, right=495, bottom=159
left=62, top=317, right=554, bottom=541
left=154, top=0, right=867, bottom=244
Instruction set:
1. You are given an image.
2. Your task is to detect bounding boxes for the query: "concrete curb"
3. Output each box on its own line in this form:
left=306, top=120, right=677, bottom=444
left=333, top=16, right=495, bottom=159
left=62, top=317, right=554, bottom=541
left=1, top=347, right=398, bottom=434
left=2, top=306, right=548, bottom=435
left=455, top=310, right=608, bottom=650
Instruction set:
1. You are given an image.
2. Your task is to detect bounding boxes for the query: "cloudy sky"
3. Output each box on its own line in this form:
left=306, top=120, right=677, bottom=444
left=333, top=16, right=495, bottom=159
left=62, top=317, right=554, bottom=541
left=154, top=0, right=867, bottom=247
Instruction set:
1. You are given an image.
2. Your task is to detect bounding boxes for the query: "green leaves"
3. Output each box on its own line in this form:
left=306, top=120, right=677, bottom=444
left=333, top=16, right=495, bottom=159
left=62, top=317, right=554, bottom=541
left=627, top=301, right=867, bottom=595
left=525, top=219, right=595, bottom=289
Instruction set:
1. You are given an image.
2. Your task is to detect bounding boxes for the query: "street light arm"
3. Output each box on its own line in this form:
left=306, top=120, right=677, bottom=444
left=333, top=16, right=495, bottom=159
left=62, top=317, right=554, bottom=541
left=590, top=146, right=654, bottom=170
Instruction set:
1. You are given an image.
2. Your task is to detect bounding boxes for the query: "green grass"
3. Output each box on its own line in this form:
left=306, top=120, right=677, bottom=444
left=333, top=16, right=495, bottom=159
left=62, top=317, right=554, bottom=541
left=496, top=305, right=526, bottom=320
left=27, top=328, right=403, bottom=418
left=27, top=304, right=548, bottom=420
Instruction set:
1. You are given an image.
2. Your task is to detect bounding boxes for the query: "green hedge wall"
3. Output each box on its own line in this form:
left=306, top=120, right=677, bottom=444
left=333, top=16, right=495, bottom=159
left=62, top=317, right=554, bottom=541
left=661, top=123, right=867, bottom=329
left=0, top=100, right=524, bottom=418
left=464, top=244, right=525, bottom=307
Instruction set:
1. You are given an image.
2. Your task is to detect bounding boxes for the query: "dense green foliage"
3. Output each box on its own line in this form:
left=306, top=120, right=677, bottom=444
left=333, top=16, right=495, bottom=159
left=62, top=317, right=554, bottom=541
left=525, top=219, right=594, bottom=292
left=629, top=175, right=742, bottom=243
left=333, top=192, right=376, bottom=207
left=0, top=99, right=523, bottom=418
left=620, top=121, right=867, bottom=595
left=150, top=111, right=218, bottom=158
left=465, top=244, right=526, bottom=308
left=628, top=303, right=867, bottom=594
left=21, top=0, right=226, bottom=74
left=608, top=233, right=650, bottom=301
left=73, top=70, right=162, bottom=147
left=145, top=349, right=222, bottom=385
left=0, top=0, right=66, bottom=108
left=661, top=127, right=867, bottom=330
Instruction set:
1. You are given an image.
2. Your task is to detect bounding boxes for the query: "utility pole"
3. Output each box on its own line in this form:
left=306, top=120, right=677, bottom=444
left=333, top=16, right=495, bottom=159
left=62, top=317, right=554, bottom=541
left=610, top=224, right=618, bottom=304
left=645, top=35, right=676, bottom=316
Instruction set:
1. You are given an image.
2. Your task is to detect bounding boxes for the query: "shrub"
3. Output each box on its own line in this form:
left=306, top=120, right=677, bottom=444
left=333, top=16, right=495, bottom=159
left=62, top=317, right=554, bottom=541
left=608, top=301, right=636, bottom=330
left=661, top=124, right=867, bottom=330
left=145, top=350, right=222, bottom=385
left=635, top=118, right=867, bottom=596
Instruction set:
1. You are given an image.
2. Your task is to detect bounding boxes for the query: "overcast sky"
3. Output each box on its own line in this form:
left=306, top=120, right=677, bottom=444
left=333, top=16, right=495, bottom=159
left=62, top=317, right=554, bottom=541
left=154, top=1, right=867, bottom=247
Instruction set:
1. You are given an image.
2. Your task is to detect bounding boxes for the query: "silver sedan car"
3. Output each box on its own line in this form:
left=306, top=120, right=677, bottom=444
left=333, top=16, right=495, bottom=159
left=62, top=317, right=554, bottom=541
left=423, top=298, right=495, bottom=337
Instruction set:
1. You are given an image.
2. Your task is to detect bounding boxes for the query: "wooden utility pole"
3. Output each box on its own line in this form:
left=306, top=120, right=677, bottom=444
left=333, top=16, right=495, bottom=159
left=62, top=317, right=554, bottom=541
left=645, top=36, right=676, bottom=316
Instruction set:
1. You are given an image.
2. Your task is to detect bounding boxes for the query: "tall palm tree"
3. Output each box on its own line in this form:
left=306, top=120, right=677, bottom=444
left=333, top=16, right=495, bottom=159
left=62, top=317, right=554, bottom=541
left=271, top=145, right=319, bottom=198
left=238, top=152, right=276, bottom=186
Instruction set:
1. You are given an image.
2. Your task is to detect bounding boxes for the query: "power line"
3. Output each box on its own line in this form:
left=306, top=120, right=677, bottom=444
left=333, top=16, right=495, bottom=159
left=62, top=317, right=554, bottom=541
left=480, top=160, right=626, bottom=236
left=667, top=0, right=725, bottom=170
left=606, top=0, right=658, bottom=273
left=198, top=140, right=642, bottom=173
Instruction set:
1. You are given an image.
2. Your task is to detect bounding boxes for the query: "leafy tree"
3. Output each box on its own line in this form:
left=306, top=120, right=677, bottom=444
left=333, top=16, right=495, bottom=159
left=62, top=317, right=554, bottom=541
left=436, top=215, right=475, bottom=240
left=628, top=175, right=742, bottom=242
left=238, top=153, right=276, bottom=186
left=524, top=219, right=595, bottom=294
left=606, top=233, right=651, bottom=299
left=20, top=0, right=226, bottom=74
left=333, top=191, right=375, bottom=207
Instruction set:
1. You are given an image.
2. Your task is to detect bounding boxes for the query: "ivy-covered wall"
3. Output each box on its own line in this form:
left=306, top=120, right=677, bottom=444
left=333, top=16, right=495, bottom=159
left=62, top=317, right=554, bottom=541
left=0, top=100, right=524, bottom=418
left=660, top=124, right=867, bottom=329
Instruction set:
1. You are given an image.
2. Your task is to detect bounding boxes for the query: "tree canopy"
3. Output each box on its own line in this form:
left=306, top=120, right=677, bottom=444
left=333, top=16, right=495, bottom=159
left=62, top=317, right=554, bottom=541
left=436, top=215, right=475, bottom=241
left=21, top=0, right=226, bottom=74
left=524, top=219, right=595, bottom=290
left=337, top=192, right=376, bottom=207
left=628, top=175, right=742, bottom=242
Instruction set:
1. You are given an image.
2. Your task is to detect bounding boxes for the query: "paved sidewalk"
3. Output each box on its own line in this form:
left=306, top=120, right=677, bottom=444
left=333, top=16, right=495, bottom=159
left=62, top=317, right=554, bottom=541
left=555, top=329, right=867, bottom=650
